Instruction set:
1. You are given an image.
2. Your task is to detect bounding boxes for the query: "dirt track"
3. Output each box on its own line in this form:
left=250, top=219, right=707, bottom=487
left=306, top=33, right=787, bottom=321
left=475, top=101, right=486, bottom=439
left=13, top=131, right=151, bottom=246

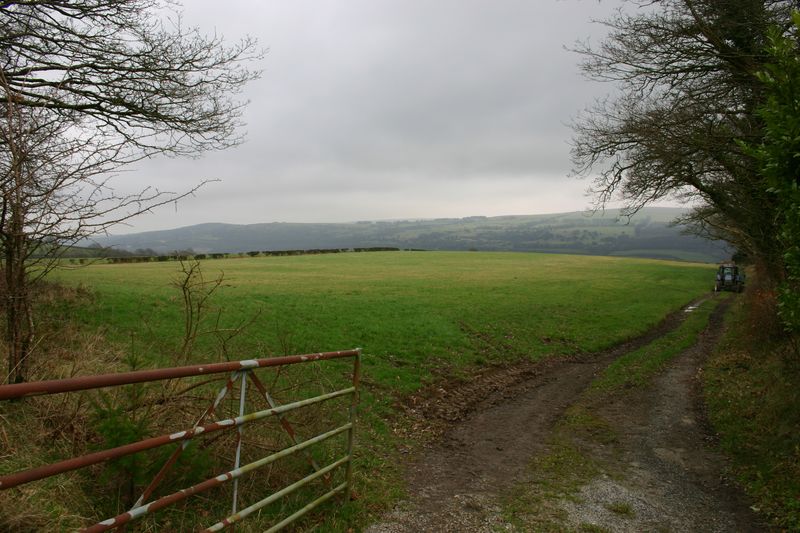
left=366, top=297, right=768, bottom=532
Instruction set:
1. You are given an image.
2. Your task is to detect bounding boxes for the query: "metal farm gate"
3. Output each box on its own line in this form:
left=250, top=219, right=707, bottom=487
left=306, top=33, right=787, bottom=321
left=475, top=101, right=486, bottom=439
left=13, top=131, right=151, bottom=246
left=0, top=349, right=361, bottom=531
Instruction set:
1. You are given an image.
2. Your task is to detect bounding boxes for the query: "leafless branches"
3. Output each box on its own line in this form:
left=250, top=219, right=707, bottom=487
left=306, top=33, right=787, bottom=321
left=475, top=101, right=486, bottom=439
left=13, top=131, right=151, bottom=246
left=571, top=0, right=793, bottom=267
left=1, top=1, right=261, bottom=156
left=0, top=1, right=262, bottom=383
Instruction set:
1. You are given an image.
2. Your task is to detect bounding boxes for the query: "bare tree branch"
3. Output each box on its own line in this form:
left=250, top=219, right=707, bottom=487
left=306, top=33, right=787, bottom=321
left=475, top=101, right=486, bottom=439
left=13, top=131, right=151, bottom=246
left=571, top=0, right=794, bottom=272
left=0, top=0, right=262, bottom=383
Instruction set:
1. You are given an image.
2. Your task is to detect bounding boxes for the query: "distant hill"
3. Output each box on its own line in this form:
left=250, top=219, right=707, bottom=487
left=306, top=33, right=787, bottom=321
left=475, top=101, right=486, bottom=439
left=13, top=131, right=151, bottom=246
left=93, top=207, right=730, bottom=263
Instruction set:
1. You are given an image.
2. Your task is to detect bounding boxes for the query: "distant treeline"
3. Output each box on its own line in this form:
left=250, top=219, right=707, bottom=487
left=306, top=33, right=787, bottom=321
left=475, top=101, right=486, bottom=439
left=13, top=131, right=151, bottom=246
left=64, top=246, right=412, bottom=264
left=89, top=208, right=731, bottom=263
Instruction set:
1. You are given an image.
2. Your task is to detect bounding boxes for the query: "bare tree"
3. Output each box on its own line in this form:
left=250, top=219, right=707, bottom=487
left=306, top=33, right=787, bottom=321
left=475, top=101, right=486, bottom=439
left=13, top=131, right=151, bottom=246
left=0, top=1, right=261, bottom=383
left=571, top=0, right=796, bottom=279
left=1, top=1, right=260, bottom=155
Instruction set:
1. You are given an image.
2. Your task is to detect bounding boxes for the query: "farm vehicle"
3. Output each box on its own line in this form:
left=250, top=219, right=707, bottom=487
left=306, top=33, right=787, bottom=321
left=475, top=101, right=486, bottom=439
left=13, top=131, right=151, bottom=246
left=714, top=264, right=745, bottom=293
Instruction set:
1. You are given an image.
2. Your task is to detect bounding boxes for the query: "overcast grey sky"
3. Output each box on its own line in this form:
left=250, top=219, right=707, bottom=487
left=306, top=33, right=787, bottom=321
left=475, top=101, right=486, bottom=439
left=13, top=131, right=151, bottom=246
left=117, top=0, right=631, bottom=233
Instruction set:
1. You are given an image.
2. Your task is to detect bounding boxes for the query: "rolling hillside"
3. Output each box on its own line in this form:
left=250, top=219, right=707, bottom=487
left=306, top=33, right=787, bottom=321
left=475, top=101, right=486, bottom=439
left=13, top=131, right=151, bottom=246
left=94, top=207, right=730, bottom=263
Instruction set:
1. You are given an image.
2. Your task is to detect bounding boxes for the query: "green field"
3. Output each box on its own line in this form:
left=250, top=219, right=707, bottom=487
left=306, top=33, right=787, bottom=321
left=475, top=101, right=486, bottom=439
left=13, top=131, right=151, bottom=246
left=42, top=251, right=714, bottom=529
left=53, top=252, right=713, bottom=391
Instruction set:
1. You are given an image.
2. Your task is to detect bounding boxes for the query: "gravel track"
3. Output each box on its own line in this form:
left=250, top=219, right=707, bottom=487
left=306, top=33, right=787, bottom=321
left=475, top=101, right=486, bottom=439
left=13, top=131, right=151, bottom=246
left=365, top=298, right=761, bottom=533
left=561, top=299, right=769, bottom=532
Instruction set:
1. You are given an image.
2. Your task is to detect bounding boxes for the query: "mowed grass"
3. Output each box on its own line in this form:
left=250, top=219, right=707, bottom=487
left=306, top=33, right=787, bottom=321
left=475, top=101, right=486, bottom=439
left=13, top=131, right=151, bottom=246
left=47, top=251, right=713, bottom=529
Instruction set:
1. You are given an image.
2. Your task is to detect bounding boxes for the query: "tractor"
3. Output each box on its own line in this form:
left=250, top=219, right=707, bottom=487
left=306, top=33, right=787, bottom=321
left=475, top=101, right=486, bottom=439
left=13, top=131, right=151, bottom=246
left=714, top=264, right=745, bottom=293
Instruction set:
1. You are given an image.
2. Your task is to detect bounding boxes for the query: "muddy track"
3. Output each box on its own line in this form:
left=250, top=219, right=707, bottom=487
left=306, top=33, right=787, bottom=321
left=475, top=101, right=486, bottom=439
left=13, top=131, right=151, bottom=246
left=393, top=297, right=710, bottom=444
left=561, top=298, right=769, bottom=532
left=367, top=297, right=719, bottom=532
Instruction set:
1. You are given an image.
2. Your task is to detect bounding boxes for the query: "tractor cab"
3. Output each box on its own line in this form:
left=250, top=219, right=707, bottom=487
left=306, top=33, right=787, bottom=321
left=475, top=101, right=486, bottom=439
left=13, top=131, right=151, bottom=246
left=714, top=264, right=745, bottom=293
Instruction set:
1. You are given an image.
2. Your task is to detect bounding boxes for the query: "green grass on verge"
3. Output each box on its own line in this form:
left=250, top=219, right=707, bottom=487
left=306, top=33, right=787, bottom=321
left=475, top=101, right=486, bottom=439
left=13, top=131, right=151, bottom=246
left=605, top=501, right=634, bottom=517
left=704, top=300, right=800, bottom=530
left=590, top=297, right=719, bottom=393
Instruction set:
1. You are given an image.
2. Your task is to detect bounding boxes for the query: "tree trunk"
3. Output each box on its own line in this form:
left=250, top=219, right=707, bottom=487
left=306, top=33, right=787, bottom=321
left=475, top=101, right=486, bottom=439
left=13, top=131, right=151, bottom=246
left=3, top=213, right=33, bottom=385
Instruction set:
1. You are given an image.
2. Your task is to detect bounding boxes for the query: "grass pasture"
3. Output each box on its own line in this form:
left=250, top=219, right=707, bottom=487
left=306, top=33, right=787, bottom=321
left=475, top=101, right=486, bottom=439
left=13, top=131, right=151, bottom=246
left=32, top=251, right=715, bottom=530
left=53, top=251, right=713, bottom=374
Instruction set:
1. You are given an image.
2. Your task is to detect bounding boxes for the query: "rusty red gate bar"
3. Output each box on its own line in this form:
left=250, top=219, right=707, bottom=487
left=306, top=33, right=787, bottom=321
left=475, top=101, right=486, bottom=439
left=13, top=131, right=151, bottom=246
left=0, top=350, right=359, bottom=400
left=0, top=387, right=355, bottom=490
left=0, top=348, right=362, bottom=532
left=86, top=425, right=354, bottom=533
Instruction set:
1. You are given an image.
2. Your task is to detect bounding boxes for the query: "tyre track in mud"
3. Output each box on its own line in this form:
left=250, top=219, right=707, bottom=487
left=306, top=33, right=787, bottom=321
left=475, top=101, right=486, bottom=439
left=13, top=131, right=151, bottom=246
left=559, top=298, right=769, bottom=532
left=366, top=297, right=714, bottom=533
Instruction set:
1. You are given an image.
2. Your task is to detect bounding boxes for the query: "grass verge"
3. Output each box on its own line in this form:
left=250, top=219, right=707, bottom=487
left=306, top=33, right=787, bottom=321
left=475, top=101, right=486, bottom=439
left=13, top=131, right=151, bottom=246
left=703, top=298, right=800, bottom=530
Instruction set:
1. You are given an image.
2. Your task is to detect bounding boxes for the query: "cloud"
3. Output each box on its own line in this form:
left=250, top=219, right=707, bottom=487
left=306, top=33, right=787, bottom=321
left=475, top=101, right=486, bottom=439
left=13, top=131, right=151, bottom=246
left=116, top=0, right=626, bottom=233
